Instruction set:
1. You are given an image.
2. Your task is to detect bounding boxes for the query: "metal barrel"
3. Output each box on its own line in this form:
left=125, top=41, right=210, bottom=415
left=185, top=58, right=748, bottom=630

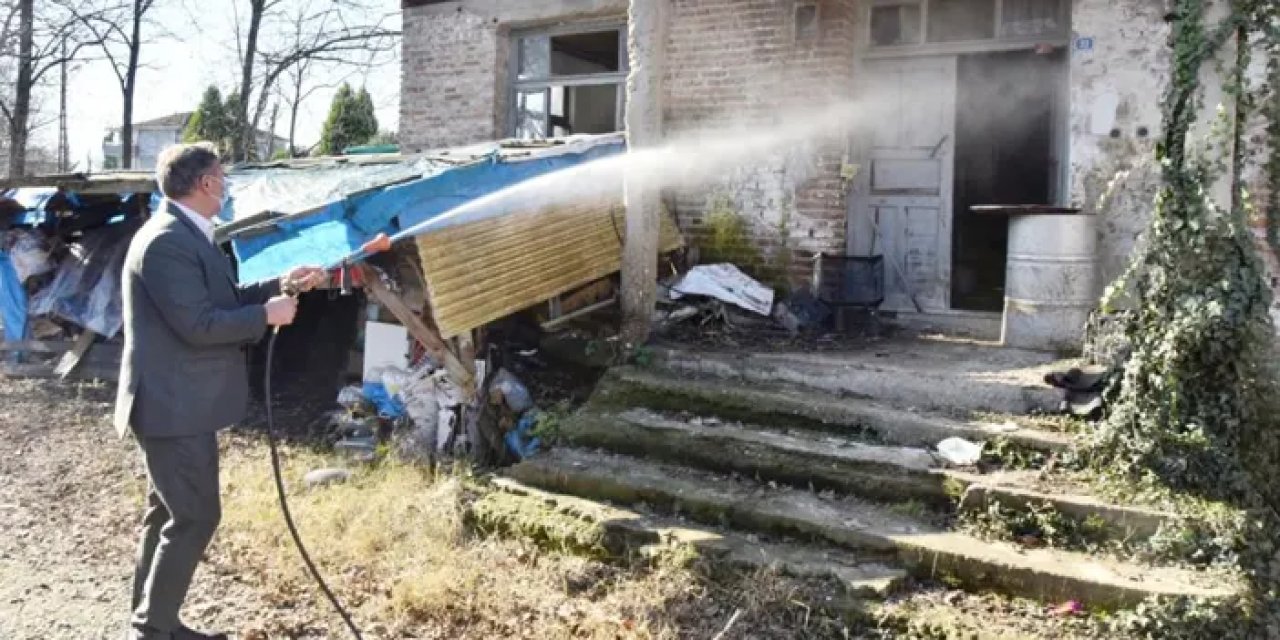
left=1001, top=214, right=1097, bottom=352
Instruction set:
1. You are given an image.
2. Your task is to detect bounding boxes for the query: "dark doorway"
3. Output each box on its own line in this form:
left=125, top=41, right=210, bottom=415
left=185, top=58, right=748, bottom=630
left=951, top=49, right=1062, bottom=311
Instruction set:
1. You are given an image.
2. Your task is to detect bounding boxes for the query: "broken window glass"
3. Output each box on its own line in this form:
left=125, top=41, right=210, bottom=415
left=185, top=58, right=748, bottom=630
left=870, top=4, right=923, bottom=46
left=1000, top=0, right=1066, bottom=38
left=512, top=26, right=626, bottom=138
left=517, top=35, right=550, bottom=81
left=550, top=30, right=621, bottom=76
left=515, top=90, right=549, bottom=140
left=927, top=0, right=996, bottom=42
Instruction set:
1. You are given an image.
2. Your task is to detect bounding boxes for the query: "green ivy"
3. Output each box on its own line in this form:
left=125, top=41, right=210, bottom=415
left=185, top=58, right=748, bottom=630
left=1084, top=0, right=1280, bottom=635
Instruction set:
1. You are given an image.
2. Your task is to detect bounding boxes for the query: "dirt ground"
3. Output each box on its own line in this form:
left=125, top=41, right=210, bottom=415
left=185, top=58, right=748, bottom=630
left=0, top=376, right=861, bottom=640
left=0, top=373, right=1121, bottom=640
left=0, top=378, right=282, bottom=640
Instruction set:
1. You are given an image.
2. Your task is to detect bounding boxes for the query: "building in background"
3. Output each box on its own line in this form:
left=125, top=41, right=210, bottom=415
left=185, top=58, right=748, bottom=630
left=399, top=0, right=1274, bottom=343
left=102, top=112, right=288, bottom=170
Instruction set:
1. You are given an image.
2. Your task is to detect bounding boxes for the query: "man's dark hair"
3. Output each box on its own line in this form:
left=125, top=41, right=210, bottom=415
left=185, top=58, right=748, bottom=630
left=156, top=142, right=221, bottom=199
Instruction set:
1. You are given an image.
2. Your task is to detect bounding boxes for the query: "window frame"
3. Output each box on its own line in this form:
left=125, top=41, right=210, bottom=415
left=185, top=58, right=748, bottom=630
left=865, top=0, right=1069, bottom=56
left=508, top=22, right=630, bottom=140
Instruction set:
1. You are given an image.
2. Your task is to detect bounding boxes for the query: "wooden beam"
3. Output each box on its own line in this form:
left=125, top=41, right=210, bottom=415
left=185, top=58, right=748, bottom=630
left=0, top=173, right=156, bottom=194
left=357, top=263, right=475, bottom=398
left=0, top=340, right=72, bottom=353
left=541, top=297, right=618, bottom=332
left=54, top=331, right=97, bottom=380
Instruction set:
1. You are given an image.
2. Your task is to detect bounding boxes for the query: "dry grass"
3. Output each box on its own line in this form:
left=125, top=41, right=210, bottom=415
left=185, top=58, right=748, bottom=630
left=214, top=436, right=858, bottom=639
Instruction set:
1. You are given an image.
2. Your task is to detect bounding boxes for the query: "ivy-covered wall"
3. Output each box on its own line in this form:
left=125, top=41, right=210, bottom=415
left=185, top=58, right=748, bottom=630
left=1069, top=0, right=1276, bottom=304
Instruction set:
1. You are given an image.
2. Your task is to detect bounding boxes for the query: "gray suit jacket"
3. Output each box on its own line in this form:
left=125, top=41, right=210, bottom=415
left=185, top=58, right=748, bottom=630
left=114, top=201, right=280, bottom=439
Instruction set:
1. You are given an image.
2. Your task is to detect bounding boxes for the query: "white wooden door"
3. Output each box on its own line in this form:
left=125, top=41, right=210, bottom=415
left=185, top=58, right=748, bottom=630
left=847, top=57, right=957, bottom=312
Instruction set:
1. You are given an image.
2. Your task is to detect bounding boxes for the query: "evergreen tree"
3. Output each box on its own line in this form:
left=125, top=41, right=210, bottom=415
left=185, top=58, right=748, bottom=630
left=353, top=87, right=379, bottom=145
left=319, top=84, right=380, bottom=155
left=183, top=86, right=229, bottom=152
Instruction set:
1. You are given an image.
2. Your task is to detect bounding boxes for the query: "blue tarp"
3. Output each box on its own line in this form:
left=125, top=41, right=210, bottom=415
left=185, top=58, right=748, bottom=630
left=229, top=137, right=626, bottom=284
left=0, top=251, right=26, bottom=342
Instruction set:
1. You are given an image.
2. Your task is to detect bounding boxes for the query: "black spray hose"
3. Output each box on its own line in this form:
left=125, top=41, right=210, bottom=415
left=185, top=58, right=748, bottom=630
left=265, top=328, right=364, bottom=639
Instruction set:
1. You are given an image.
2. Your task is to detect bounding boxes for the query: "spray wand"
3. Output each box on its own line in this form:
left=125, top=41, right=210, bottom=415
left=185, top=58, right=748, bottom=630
left=265, top=231, right=393, bottom=640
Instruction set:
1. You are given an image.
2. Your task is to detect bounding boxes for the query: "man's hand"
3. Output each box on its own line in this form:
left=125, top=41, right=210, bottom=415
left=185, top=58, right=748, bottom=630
left=264, top=295, right=298, bottom=327
left=282, top=266, right=327, bottom=294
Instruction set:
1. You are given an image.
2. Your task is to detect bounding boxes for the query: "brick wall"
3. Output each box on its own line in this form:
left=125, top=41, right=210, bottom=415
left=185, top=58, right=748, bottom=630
left=400, top=0, right=627, bottom=153
left=664, top=0, right=858, bottom=287
left=400, top=7, right=505, bottom=152
left=400, top=0, right=858, bottom=288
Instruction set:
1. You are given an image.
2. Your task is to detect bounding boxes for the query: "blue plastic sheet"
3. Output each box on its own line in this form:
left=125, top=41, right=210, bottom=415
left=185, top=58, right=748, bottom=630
left=361, top=382, right=406, bottom=419
left=504, top=411, right=542, bottom=461
left=28, top=218, right=140, bottom=338
left=229, top=137, right=626, bottom=284
left=0, top=251, right=27, bottom=342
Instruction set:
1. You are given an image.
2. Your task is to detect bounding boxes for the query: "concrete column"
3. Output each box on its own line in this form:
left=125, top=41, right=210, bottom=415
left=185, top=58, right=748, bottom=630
left=1193, top=0, right=1239, bottom=208
left=620, top=0, right=668, bottom=346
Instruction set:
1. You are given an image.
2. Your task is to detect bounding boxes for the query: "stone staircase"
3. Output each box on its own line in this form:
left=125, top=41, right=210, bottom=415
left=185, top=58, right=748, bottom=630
left=495, top=337, right=1240, bottom=613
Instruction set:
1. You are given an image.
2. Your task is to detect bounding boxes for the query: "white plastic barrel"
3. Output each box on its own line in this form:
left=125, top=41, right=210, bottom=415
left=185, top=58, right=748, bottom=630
left=1001, top=214, right=1097, bottom=352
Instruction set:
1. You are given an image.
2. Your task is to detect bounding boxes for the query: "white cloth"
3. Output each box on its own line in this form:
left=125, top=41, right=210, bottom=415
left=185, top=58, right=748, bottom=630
left=170, top=199, right=216, bottom=244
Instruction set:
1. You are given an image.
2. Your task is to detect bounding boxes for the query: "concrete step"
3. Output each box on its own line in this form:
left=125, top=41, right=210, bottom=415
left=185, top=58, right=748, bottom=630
left=649, top=338, right=1068, bottom=415
left=565, top=408, right=1175, bottom=541
left=599, top=367, right=1071, bottom=453
left=475, top=477, right=907, bottom=597
left=508, top=448, right=1238, bottom=609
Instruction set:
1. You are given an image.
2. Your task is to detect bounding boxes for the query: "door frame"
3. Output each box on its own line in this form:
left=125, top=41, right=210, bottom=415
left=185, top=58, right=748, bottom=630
left=848, top=5, right=1072, bottom=313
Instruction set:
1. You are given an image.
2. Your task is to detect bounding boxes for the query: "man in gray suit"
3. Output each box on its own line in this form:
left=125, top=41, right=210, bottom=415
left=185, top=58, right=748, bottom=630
left=116, top=142, right=325, bottom=640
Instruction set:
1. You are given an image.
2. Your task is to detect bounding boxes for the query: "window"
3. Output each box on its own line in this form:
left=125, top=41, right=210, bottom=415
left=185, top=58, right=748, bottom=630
left=871, top=3, right=924, bottom=46
left=511, top=26, right=628, bottom=140
left=927, top=0, right=995, bottom=42
left=868, top=0, right=1066, bottom=48
left=795, top=3, right=819, bottom=42
left=1000, top=0, right=1066, bottom=39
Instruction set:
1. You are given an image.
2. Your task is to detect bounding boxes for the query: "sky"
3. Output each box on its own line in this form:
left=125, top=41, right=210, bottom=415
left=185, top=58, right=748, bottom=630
left=31, top=0, right=402, bottom=170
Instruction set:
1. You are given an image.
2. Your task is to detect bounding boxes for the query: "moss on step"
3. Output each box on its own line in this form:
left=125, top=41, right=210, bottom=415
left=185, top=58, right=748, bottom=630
left=468, top=490, right=613, bottom=559
left=590, top=373, right=883, bottom=443
left=562, top=411, right=950, bottom=509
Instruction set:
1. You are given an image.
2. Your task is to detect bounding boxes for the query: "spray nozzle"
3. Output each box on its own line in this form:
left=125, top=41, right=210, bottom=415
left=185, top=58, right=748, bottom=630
left=358, top=233, right=393, bottom=257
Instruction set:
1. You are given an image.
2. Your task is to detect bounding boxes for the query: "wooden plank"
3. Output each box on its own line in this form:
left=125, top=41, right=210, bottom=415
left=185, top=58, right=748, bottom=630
left=357, top=263, right=474, bottom=398
left=0, top=363, right=56, bottom=378
left=541, top=297, right=618, bottom=332
left=54, top=331, right=97, bottom=380
left=0, top=362, right=118, bottom=381
left=0, top=173, right=156, bottom=193
left=0, top=340, right=72, bottom=354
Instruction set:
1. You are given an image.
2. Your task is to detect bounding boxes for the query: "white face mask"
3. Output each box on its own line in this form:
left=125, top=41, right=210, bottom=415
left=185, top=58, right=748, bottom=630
left=217, top=177, right=231, bottom=209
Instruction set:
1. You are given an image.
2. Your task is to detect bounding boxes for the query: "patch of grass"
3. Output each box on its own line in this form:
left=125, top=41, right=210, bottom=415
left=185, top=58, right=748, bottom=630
left=960, top=500, right=1110, bottom=552
left=214, top=436, right=865, bottom=638
left=980, top=436, right=1049, bottom=470
left=889, top=499, right=929, bottom=519
left=970, top=410, right=1089, bottom=435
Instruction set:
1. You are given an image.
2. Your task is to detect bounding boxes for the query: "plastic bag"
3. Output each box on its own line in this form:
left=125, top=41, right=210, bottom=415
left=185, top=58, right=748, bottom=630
left=489, top=368, right=534, bottom=414
left=4, top=230, right=53, bottom=283
left=936, top=437, right=983, bottom=466
left=28, top=218, right=140, bottom=338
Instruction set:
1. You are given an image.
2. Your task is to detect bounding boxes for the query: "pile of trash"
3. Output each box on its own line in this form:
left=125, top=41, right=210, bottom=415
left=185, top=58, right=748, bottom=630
left=325, top=357, right=543, bottom=467
left=1, top=222, right=140, bottom=345
left=653, top=263, right=874, bottom=344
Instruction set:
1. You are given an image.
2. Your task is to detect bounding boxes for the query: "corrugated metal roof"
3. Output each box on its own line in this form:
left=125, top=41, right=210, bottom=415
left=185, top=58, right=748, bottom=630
left=416, top=199, right=683, bottom=338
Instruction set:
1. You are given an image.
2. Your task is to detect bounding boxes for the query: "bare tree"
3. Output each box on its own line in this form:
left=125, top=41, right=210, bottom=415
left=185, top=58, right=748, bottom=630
left=70, top=0, right=161, bottom=169
left=229, top=0, right=397, bottom=162
left=275, top=55, right=357, bottom=157
left=0, top=0, right=107, bottom=177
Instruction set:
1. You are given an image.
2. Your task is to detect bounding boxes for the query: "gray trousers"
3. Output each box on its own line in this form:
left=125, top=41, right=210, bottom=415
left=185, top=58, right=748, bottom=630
left=130, top=432, right=221, bottom=633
